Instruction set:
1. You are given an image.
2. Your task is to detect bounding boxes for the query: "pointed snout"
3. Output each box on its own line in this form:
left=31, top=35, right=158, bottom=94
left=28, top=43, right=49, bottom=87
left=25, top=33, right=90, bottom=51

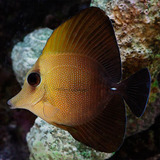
left=7, top=99, right=16, bottom=109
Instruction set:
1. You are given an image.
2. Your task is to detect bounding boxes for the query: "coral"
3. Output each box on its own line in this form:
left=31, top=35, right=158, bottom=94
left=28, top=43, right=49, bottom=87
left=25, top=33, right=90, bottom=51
left=91, top=0, right=160, bottom=90
left=27, top=117, right=111, bottom=160
left=91, top=0, right=160, bottom=135
left=11, top=28, right=53, bottom=86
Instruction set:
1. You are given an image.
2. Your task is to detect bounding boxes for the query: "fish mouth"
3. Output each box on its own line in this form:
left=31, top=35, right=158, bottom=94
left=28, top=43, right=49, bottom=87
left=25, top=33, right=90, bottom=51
left=7, top=90, right=44, bottom=111
left=7, top=98, right=34, bottom=110
left=7, top=99, right=17, bottom=109
left=7, top=82, right=45, bottom=111
left=7, top=99, right=33, bottom=110
left=7, top=95, right=43, bottom=111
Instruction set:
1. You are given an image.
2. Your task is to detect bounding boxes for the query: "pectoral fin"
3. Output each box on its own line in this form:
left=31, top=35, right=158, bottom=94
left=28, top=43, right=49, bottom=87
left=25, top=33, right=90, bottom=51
left=43, top=101, right=60, bottom=118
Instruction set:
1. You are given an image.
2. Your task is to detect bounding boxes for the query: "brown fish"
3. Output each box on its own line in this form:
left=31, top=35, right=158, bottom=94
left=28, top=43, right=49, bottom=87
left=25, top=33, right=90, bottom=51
left=8, top=7, right=151, bottom=152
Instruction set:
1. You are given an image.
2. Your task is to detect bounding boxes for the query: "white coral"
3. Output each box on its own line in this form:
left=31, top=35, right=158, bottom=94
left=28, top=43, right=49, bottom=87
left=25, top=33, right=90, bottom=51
left=26, top=117, right=111, bottom=160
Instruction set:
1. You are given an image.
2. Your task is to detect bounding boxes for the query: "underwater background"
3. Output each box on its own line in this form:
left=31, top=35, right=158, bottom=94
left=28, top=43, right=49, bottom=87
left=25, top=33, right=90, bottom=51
left=0, top=0, right=160, bottom=159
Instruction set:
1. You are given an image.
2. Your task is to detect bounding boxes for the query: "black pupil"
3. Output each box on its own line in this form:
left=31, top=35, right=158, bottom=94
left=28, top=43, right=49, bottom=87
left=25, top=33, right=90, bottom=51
left=27, top=72, right=41, bottom=87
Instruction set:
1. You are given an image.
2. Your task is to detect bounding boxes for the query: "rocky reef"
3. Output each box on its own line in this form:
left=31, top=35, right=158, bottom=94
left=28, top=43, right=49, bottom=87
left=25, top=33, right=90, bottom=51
left=91, top=0, right=160, bottom=136
left=11, top=28, right=53, bottom=86
left=27, top=117, right=111, bottom=160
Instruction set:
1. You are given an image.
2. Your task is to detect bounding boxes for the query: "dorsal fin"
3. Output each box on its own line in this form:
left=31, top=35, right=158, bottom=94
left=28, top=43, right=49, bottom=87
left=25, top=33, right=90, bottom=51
left=43, top=7, right=121, bottom=83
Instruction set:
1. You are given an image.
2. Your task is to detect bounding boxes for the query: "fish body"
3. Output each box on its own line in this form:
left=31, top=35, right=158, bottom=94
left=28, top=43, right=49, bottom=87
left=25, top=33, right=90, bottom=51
left=40, top=54, right=111, bottom=125
left=8, top=7, right=151, bottom=152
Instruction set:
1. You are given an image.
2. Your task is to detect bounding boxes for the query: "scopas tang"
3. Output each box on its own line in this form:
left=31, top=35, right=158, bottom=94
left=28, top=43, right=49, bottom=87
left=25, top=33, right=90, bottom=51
left=8, top=7, right=151, bottom=152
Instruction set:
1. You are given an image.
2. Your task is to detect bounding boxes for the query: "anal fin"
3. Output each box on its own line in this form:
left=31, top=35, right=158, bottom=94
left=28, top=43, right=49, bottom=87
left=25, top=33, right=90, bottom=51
left=68, top=95, right=126, bottom=153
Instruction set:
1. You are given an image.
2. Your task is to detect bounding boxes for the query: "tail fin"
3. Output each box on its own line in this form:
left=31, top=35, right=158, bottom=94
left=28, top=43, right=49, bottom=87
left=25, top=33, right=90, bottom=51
left=120, top=68, right=151, bottom=117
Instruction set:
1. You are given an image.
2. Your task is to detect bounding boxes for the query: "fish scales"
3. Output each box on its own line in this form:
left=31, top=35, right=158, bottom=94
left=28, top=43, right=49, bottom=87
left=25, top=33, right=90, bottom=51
left=40, top=54, right=110, bottom=125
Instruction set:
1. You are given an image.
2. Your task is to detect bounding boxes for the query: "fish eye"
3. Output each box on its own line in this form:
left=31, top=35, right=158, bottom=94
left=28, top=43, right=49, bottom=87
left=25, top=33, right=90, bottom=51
left=27, top=72, right=41, bottom=87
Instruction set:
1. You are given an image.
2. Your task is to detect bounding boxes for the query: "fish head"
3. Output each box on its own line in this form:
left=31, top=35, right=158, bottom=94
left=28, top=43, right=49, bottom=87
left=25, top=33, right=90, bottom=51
left=7, top=55, right=57, bottom=123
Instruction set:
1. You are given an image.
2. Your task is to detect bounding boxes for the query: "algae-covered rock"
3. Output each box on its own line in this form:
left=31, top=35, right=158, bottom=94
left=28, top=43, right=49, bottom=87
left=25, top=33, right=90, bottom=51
left=91, top=0, right=160, bottom=96
left=91, top=0, right=160, bottom=136
left=27, top=117, right=111, bottom=160
left=11, top=28, right=53, bottom=85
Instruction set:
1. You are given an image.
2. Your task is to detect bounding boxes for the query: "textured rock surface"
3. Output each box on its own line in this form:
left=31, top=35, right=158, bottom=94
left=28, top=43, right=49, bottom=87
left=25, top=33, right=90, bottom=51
left=27, top=117, right=111, bottom=160
left=91, top=0, right=160, bottom=136
left=11, top=28, right=53, bottom=85
left=11, top=28, right=111, bottom=159
left=91, top=0, right=160, bottom=98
